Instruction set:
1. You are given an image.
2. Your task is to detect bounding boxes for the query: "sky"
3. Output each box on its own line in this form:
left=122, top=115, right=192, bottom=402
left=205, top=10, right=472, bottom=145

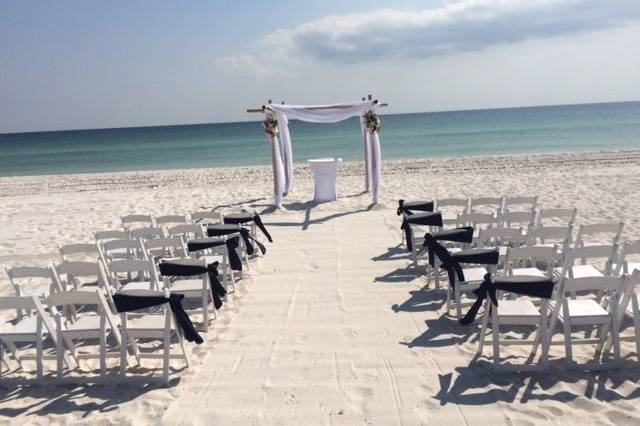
left=1, top=0, right=639, bottom=133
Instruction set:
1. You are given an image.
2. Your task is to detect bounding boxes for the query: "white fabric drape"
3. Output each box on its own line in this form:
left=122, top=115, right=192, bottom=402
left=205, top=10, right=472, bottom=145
left=264, top=100, right=381, bottom=206
left=268, top=134, right=286, bottom=208
left=275, top=113, right=293, bottom=195
left=267, top=101, right=375, bottom=123
left=359, top=116, right=372, bottom=192
left=367, top=130, right=382, bottom=203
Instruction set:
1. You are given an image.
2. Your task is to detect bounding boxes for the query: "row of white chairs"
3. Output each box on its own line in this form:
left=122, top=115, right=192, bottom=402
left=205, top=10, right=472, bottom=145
left=121, top=211, right=222, bottom=231
left=1, top=210, right=261, bottom=385
left=420, top=224, right=640, bottom=370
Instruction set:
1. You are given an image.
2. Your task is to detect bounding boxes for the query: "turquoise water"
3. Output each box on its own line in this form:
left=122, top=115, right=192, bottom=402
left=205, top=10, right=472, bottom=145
left=0, top=101, right=638, bottom=177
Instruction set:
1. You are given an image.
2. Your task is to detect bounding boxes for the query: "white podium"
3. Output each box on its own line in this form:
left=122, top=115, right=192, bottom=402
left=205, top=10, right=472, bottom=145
left=308, top=158, right=342, bottom=203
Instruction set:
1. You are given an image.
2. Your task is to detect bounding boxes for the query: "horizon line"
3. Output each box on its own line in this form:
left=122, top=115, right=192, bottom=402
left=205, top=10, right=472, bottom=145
left=2, top=98, right=638, bottom=136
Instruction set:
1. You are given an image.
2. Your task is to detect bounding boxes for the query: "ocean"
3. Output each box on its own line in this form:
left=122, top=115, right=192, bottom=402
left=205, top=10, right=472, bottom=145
left=0, top=101, right=638, bottom=177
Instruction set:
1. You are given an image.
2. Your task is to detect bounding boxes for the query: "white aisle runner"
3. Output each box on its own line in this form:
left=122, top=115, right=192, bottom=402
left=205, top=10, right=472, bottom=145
left=161, top=208, right=512, bottom=425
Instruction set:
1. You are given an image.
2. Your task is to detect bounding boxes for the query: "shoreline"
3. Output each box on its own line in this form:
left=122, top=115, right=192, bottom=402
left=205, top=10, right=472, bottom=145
left=2, top=148, right=640, bottom=197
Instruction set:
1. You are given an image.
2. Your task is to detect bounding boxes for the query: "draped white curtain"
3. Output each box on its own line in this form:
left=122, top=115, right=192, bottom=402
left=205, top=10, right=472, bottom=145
left=264, top=100, right=381, bottom=207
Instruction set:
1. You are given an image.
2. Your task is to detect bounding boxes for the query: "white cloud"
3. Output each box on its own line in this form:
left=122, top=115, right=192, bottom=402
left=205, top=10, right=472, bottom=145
left=215, top=0, right=640, bottom=75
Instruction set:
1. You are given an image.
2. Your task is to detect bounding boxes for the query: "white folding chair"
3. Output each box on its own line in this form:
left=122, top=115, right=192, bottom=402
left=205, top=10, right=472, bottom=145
left=155, top=215, right=188, bottom=227
left=121, top=214, right=154, bottom=231
left=469, top=196, right=503, bottom=215
left=613, top=240, right=640, bottom=276
left=527, top=225, right=573, bottom=256
left=504, top=245, right=559, bottom=279
left=435, top=198, right=469, bottom=227
left=95, top=230, right=129, bottom=243
left=536, top=208, right=577, bottom=228
left=553, top=244, right=617, bottom=279
left=476, top=276, right=554, bottom=370
left=59, top=243, right=99, bottom=261
left=108, top=259, right=161, bottom=292
left=547, top=274, right=625, bottom=367
left=48, top=290, right=121, bottom=383
left=502, top=196, right=537, bottom=214
left=498, top=209, right=536, bottom=231
left=117, top=288, right=189, bottom=386
left=0, top=295, right=63, bottom=384
left=5, top=266, right=61, bottom=308
left=53, top=260, right=108, bottom=292
left=166, top=224, right=205, bottom=241
left=612, top=270, right=640, bottom=360
left=457, top=212, right=499, bottom=233
left=99, top=238, right=146, bottom=264
left=190, top=211, right=222, bottom=226
left=143, top=238, right=189, bottom=263
left=130, top=226, right=165, bottom=240
left=159, top=259, right=215, bottom=332
left=575, top=222, right=624, bottom=248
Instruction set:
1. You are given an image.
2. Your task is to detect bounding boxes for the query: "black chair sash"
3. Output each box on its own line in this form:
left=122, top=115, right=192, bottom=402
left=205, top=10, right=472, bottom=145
left=208, top=224, right=266, bottom=256
left=223, top=212, right=273, bottom=243
left=423, top=234, right=499, bottom=287
left=460, top=274, right=555, bottom=325
left=401, top=212, right=443, bottom=252
left=187, top=236, right=243, bottom=271
left=112, top=293, right=203, bottom=344
left=159, top=259, right=227, bottom=310
left=397, top=199, right=434, bottom=216
left=421, top=227, right=474, bottom=266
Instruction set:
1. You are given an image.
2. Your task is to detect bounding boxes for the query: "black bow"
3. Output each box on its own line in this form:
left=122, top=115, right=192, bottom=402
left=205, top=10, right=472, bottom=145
left=208, top=224, right=266, bottom=256
left=423, top=235, right=499, bottom=288
left=397, top=199, right=434, bottom=216
left=158, top=259, right=227, bottom=310
left=460, top=274, right=555, bottom=325
left=223, top=213, right=273, bottom=243
left=401, top=212, right=443, bottom=252
left=421, top=227, right=474, bottom=266
left=187, top=236, right=243, bottom=271
left=112, top=293, right=203, bottom=344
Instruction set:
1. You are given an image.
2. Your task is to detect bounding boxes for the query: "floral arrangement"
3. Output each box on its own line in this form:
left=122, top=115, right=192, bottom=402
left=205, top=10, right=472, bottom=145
left=263, top=114, right=279, bottom=137
left=363, top=110, right=381, bottom=133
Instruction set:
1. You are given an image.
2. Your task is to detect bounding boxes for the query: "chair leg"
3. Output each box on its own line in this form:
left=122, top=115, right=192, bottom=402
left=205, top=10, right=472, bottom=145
left=36, top=318, right=43, bottom=385
left=477, top=301, right=490, bottom=355
left=632, top=298, right=640, bottom=361
left=178, top=332, right=189, bottom=368
left=163, top=330, right=170, bottom=387
left=56, top=329, right=64, bottom=382
left=491, top=306, right=500, bottom=366
left=100, top=314, right=107, bottom=385
left=120, top=325, right=128, bottom=377
left=455, top=286, right=462, bottom=320
left=562, top=320, right=573, bottom=364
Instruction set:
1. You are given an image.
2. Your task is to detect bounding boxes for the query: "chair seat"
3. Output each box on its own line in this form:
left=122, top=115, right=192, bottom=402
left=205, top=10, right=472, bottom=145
left=121, top=281, right=156, bottom=291
left=554, top=265, right=604, bottom=279
left=462, top=267, right=488, bottom=282
left=558, top=299, right=609, bottom=320
left=511, top=268, right=547, bottom=278
left=127, top=314, right=174, bottom=331
left=169, top=279, right=205, bottom=293
left=497, top=300, right=540, bottom=317
left=0, top=316, right=45, bottom=338
left=612, top=262, right=640, bottom=275
left=64, top=315, right=111, bottom=334
left=202, top=255, right=223, bottom=264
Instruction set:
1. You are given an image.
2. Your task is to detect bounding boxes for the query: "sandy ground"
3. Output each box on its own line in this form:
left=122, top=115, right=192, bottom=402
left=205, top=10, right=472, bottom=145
left=1, top=150, right=640, bottom=425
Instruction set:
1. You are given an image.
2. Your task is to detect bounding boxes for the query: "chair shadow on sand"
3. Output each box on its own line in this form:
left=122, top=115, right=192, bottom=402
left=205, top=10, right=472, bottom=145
left=260, top=201, right=374, bottom=231
left=436, top=358, right=640, bottom=407
left=0, top=365, right=185, bottom=418
left=371, top=244, right=413, bottom=263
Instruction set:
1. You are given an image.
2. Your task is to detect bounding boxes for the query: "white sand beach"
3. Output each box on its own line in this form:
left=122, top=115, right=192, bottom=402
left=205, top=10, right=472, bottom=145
left=1, top=150, right=640, bottom=425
